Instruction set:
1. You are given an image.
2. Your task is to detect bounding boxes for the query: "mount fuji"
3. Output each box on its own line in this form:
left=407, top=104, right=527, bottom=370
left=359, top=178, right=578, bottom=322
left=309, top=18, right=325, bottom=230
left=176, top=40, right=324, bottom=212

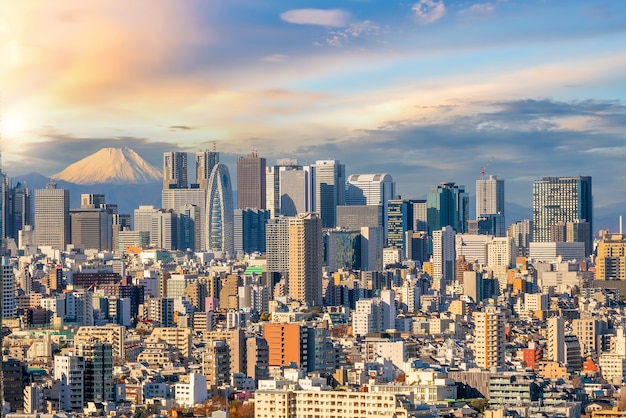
left=51, top=147, right=162, bottom=185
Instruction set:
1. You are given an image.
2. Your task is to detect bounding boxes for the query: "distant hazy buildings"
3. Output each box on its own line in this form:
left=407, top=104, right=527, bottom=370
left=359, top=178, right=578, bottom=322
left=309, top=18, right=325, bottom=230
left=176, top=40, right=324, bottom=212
left=532, top=176, right=592, bottom=254
left=206, top=163, right=235, bottom=254
left=237, top=150, right=266, bottom=210
left=34, top=182, right=70, bottom=249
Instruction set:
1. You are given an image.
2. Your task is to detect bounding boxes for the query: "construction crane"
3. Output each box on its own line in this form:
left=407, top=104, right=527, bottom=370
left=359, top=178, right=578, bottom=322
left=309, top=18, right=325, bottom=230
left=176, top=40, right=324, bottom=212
left=480, top=157, right=494, bottom=179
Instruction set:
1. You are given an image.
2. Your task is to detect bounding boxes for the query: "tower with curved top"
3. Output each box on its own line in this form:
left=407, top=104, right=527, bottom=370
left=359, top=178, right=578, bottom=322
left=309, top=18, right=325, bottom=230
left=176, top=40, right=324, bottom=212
left=206, top=163, right=234, bottom=254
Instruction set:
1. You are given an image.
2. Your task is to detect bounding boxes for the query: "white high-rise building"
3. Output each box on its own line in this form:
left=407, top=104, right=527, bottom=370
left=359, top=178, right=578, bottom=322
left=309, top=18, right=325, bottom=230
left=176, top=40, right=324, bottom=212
left=432, top=226, right=456, bottom=288
left=352, top=294, right=395, bottom=337
left=472, top=305, right=505, bottom=370
left=34, top=183, right=70, bottom=249
left=547, top=316, right=565, bottom=363
left=134, top=205, right=158, bottom=234
left=54, top=354, right=85, bottom=411
left=346, top=173, right=396, bottom=239
left=162, top=188, right=206, bottom=250
left=265, top=159, right=301, bottom=218
left=314, top=160, right=345, bottom=228
left=476, top=175, right=504, bottom=217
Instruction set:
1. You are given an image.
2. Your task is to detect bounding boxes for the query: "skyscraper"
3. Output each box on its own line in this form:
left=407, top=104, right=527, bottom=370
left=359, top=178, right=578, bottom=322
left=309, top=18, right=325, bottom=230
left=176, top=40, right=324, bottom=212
left=6, top=181, right=31, bottom=242
left=346, top=173, right=395, bottom=239
left=237, top=150, right=266, bottom=209
left=265, top=159, right=301, bottom=217
left=162, top=188, right=206, bottom=250
left=288, top=213, right=323, bottom=307
left=195, top=150, right=219, bottom=190
left=432, top=226, right=456, bottom=289
left=34, top=182, right=70, bottom=249
left=314, top=160, right=345, bottom=228
left=234, top=208, right=270, bottom=254
left=266, top=216, right=291, bottom=282
left=387, top=198, right=413, bottom=251
left=532, top=176, right=592, bottom=253
left=427, top=182, right=469, bottom=234
left=476, top=175, right=504, bottom=218
left=163, top=152, right=188, bottom=190
left=206, top=163, right=234, bottom=254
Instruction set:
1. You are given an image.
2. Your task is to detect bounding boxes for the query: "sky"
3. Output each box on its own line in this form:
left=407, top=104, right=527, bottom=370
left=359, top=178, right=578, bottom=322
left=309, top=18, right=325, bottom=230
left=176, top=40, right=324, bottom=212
left=2, top=0, right=626, bottom=209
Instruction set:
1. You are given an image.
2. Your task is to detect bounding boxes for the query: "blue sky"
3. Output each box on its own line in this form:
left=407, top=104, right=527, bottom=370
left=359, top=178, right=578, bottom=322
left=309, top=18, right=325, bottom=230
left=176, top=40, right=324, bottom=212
left=2, top=0, right=626, bottom=209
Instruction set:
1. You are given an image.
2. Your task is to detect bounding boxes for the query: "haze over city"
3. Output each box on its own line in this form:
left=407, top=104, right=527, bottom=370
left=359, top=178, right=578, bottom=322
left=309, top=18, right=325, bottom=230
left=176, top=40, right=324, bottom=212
left=3, top=1, right=626, bottom=210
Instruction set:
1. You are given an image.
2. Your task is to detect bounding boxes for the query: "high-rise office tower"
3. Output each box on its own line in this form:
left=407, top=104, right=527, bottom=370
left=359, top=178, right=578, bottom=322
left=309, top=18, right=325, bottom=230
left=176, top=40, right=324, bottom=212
left=346, top=173, right=395, bottom=239
left=163, top=151, right=188, bottom=190
left=196, top=150, right=219, bottom=190
left=532, top=176, right=592, bottom=253
left=476, top=175, right=504, bottom=218
left=472, top=305, right=505, bottom=370
left=162, top=188, right=206, bottom=250
left=508, top=219, right=533, bottom=257
left=7, top=181, right=31, bottom=242
left=432, top=226, right=456, bottom=289
left=596, top=233, right=626, bottom=280
left=314, top=160, right=345, bottom=228
left=288, top=213, right=323, bottom=307
left=411, top=200, right=428, bottom=232
left=427, top=182, right=469, bottom=234
left=34, top=182, right=70, bottom=249
left=150, top=209, right=178, bottom=250
left=70, top=207, right=112, bottom=251
left=206, top=163, right=234, bottom=254
left=234, top=208, right=270, bottom=254
left=266, top=159, right=301, bottom=217
left=2, top=257, right=15, bottom=318
left=387, top=198, right=413, bottom=251
left=280, top=169, right=311, bottom=216
left=237, top=150, right=266, bottom=209
left=266, top=217, right=291, bottom=282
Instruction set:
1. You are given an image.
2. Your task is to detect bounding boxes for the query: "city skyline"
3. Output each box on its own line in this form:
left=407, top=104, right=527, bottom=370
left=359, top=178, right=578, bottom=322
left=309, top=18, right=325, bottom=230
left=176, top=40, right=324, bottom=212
left=3, top=1, right=626, bottom=210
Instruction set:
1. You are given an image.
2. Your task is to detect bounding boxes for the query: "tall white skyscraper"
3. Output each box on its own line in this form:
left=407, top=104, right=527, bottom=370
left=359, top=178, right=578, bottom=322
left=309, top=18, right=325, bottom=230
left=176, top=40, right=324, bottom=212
left=432, top=226, right=456, bottom=289
left=346, top=173, right=396, bottom=237
left=314, top=160, right=345, bottom=228
left=266, top=159, right=300, bottom=218
left=206, top=163, right=234, bottom=254
left=34, top=183, right=70, bottom=249
left=476, top=175, right=504, bottom=217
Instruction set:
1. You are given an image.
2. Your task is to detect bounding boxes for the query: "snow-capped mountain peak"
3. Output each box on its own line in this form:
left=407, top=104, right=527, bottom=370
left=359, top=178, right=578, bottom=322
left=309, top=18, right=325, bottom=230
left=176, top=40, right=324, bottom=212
left=51, top=147, right=162, bottom=185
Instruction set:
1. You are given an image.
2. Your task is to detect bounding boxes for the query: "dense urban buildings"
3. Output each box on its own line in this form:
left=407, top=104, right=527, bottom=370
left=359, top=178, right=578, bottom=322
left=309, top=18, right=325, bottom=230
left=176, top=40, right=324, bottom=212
left=1, top=147, right=624, bottom=418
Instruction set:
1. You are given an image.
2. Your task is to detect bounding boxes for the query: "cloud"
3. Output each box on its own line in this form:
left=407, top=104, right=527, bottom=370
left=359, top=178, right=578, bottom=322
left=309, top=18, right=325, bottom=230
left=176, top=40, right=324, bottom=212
left=280, top=9, right=351, bottom=28
left=412, top=0, right=446, bottom=24
left=260, top=54, right=288, bottom=63
left=168, top=125, right=193, bottom=131
left=325, top=20, right=383, bottom=47
left=467, top=3, right=496, bottom=14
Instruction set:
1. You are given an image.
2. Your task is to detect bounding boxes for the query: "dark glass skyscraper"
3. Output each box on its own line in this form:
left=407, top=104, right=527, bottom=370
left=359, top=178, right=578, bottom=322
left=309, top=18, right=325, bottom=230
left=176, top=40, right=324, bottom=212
left=426, top=182, right=469, bottom=234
